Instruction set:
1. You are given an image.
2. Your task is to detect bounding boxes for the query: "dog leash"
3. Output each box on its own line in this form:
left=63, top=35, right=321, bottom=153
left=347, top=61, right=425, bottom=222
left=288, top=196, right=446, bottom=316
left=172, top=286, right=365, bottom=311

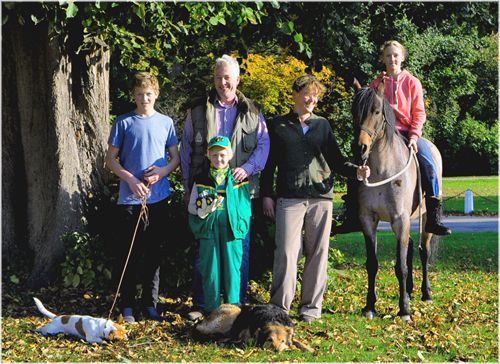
left=107, top=187, right=150, bottom=320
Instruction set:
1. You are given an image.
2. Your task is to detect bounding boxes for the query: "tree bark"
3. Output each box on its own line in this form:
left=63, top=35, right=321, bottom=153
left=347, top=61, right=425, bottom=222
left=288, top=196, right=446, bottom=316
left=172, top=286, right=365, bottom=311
left=2, top=17, right=111, bottom=287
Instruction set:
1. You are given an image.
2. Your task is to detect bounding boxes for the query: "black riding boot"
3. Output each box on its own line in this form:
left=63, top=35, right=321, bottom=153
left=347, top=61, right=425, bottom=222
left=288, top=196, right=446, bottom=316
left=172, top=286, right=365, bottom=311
left=425, top=196, right=452, bottom=235
left=332, top=180, right=362, bottom=235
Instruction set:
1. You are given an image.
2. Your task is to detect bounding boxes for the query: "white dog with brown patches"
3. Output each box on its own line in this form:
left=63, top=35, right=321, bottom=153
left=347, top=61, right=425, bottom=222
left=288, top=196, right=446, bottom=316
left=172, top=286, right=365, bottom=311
left=33, top=297, right=127, bottom=344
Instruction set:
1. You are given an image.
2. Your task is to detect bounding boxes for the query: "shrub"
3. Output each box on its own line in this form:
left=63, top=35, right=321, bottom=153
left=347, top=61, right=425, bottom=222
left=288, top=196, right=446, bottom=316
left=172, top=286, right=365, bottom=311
left=239, top=53, right=349, bottom=117
left=60, top=231, right=112, bottom=290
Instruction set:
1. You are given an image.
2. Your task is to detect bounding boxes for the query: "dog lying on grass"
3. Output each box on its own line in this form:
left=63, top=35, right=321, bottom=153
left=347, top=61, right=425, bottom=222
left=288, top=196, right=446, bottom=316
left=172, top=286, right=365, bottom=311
left=196, top=303, right=313, bottom=353
left=33, top=297, right=127, bottom=344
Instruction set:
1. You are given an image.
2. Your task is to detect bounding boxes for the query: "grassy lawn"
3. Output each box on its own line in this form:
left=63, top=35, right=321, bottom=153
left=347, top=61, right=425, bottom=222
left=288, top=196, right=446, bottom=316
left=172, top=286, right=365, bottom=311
left=441, top=177, right=498, bottom=214
left=334, top=176, right=498, bottom=215
left=2, top=231, right=497, bottom=362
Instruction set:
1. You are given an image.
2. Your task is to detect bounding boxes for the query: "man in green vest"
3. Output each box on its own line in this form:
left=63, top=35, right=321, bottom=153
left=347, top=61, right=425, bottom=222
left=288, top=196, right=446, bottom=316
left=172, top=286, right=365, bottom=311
left=180, top=54, right=270, bottom=320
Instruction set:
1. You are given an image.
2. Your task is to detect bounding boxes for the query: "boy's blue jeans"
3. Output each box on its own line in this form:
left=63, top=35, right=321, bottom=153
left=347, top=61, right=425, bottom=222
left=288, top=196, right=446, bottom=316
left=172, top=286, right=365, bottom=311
left=191, top=226, right=250, bottom=310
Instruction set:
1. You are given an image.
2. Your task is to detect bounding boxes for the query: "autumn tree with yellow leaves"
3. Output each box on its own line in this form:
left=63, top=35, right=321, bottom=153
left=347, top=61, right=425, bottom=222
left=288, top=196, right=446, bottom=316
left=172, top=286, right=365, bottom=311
left=239, top=53, right=354, bottom=156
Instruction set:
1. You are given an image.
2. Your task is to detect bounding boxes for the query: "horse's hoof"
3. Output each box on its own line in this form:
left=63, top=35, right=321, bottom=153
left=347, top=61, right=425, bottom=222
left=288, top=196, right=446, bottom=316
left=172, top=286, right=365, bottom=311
left=362, top=310, right=375, bottom=320
left=421, top=294, right=432, bottom=302
left=400, top=315, right=411, bottom=322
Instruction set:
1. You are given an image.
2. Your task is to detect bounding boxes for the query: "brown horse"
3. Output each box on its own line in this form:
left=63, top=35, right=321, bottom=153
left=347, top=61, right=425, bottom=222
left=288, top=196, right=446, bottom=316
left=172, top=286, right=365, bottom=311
left=352, top=79, right=440, bottom=321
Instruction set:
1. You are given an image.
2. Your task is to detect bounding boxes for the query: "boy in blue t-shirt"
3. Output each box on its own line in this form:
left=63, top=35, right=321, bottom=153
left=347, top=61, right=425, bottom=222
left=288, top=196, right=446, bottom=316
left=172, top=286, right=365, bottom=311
left=105, top=72, right=180, bottom=322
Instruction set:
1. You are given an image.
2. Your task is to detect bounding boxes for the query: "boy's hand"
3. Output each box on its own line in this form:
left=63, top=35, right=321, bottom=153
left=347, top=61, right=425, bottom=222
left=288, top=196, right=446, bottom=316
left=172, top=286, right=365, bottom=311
left=143, top=165, right=164, bottom=185
left=197, top=195, right=224, bottom=219
left=211, top=195, right=224, bottom=211
left=127, top=176, right=149, bottom=198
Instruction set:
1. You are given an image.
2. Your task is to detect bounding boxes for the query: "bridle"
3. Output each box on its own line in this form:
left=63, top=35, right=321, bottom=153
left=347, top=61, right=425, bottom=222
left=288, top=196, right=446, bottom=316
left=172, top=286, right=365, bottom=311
left=357, top=111, right=387, bottom=168
left=359, top=117, right=387, bottom=142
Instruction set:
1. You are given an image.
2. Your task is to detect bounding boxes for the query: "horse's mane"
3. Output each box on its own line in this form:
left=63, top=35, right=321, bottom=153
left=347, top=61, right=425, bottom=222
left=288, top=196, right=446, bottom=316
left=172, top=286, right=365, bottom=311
left=351, top=87, right=401, bottom=146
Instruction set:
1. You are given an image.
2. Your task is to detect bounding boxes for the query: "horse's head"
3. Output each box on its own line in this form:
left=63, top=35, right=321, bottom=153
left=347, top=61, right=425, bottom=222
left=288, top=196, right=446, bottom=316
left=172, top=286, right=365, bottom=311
left=352, top=79, right=387, bottom=163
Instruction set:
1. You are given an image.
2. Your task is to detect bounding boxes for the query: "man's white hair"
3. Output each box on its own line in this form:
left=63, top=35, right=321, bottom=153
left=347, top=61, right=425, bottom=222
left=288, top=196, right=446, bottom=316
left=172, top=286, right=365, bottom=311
left=214, top=54, right=240, bottom=77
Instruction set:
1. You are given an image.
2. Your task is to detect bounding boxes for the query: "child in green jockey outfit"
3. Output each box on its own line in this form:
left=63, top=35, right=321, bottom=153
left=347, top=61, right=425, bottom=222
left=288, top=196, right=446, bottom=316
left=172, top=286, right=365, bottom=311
left=188, top=136, right=251, bottom=314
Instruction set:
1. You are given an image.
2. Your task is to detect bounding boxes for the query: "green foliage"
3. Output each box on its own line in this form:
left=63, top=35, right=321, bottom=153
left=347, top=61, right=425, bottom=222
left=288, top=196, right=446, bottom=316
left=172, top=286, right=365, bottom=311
left=396, top=21, right=498, bottom=175
left=4, top=2, right=496, bottom=175
left=60, top=231, right=112, bottom=290
left=460, top=115, right=498, bottom=160
left=328, top=246, right=346, bottom=266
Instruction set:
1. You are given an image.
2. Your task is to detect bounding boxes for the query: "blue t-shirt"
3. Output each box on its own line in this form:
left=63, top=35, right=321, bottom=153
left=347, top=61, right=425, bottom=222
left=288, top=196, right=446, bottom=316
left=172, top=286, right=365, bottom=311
left=108, top=111, right=178, bottom=205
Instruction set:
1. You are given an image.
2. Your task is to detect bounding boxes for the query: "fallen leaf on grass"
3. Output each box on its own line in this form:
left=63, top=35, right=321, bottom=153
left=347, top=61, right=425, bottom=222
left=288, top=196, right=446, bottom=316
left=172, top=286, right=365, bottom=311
left=417, top=350, right=425, bottom=361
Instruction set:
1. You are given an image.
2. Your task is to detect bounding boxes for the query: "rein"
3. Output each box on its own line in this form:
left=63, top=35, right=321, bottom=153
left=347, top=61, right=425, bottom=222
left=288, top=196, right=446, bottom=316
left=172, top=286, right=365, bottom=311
left=362, top=148, right=423, bottom=246
left=361, top=147, right=416, bottom=187
left=107, top=190, right=150, bottom=320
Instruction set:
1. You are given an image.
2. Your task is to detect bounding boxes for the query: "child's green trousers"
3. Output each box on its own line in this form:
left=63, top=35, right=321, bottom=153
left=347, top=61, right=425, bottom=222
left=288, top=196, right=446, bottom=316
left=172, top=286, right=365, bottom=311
left=198, top=206, right=243, bottom=314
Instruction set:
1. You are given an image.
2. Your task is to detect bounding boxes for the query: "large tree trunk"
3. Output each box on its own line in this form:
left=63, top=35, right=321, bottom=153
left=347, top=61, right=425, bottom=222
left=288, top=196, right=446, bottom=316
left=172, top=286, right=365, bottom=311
left=2, top=15, right=111, bottom=287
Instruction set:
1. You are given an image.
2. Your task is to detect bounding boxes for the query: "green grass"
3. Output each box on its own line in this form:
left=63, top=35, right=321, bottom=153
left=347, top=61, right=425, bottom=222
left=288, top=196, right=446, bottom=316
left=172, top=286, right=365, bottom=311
left=441, top=176, right=498, bottom=214
left=334, top=176, right=498, bottom=215
left=2, top=232, right=498, bottom=362
left=333, top=231, right=498, bottom=272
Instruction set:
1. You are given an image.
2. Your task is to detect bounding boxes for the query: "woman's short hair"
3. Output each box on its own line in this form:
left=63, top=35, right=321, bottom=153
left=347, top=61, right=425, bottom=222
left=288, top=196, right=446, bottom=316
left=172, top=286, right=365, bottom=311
left=214, top=54, right=240, bottom=77
left=292, top=74, right=326, bottom=96
left=132, top=72, right=160, bottom=95
left=379, top=40, right=408, bottom=62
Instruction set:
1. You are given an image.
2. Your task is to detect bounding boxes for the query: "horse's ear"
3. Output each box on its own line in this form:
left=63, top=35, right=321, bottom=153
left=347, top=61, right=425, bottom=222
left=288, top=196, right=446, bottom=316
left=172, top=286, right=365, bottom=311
left=353, top=78, right=362, bottom=91
left=377, top=79, right=385, bottom=95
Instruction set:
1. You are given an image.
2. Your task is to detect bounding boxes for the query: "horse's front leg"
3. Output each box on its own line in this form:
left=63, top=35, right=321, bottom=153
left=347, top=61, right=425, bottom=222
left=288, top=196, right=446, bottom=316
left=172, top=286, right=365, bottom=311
left=361, top=216, right=378, bottom=320
left=392, top=216, right=412, bottom=321
left=419, top=232, right=434, bottom=301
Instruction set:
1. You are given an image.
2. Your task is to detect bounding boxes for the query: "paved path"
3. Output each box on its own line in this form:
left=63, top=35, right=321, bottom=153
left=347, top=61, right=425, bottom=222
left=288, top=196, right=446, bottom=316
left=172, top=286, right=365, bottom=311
left=378, top=216, right=498, bottom=233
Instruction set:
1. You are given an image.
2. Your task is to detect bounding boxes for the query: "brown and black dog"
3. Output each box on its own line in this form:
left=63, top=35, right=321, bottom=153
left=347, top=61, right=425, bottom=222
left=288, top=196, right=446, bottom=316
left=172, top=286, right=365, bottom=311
left=196, top=304, right=313, bottom=352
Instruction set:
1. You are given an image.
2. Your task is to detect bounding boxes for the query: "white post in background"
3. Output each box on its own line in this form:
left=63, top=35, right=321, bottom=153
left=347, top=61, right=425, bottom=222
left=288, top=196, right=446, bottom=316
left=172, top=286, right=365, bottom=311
left=464, top=189, right=474, bottom=214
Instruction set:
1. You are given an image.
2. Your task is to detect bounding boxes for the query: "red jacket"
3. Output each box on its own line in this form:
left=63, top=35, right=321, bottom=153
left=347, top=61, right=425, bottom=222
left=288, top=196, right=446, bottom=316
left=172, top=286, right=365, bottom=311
left=370, top=70, right=426, bottom=142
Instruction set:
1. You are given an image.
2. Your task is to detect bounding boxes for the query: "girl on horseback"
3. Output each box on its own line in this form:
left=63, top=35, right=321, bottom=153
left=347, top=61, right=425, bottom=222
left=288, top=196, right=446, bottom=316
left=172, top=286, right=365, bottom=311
left=336, top=40, right=451, bottom=236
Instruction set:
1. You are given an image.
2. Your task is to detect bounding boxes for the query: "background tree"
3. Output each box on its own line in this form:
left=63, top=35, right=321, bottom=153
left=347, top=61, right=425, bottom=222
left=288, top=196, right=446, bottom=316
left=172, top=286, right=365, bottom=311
left=2, top=3, right=111, bottom=287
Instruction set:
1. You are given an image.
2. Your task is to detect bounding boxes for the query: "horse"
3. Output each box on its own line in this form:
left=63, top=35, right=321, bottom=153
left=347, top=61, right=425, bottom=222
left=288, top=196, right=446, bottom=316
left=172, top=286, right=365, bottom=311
left=352, top=79, right=440, bottom=322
